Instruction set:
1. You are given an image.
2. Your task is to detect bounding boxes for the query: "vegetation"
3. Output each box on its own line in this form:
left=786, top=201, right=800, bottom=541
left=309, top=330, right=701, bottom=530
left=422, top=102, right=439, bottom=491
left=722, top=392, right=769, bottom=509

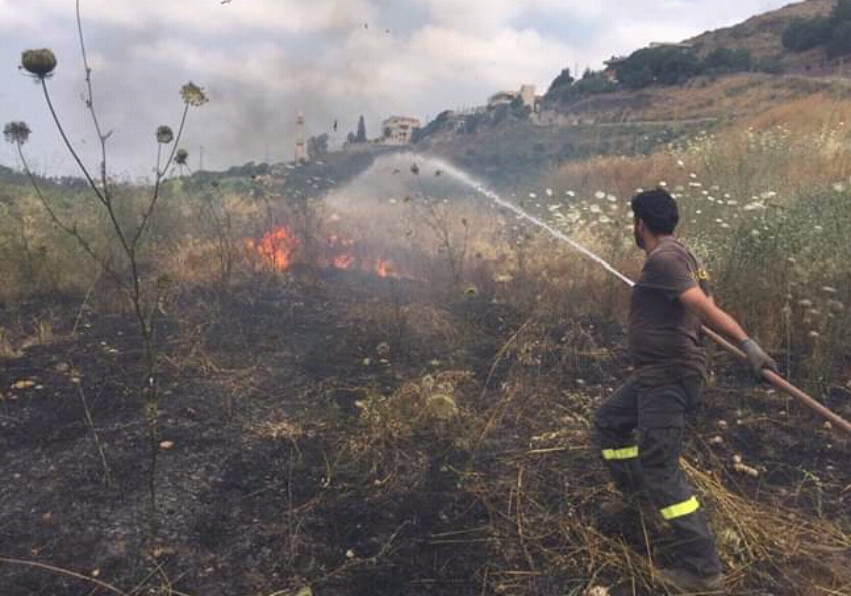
left=3, top=3, right=851, bottom=595
left=782, top=0, right=851, bottom=57
left=7, top=2, right=207, bottom=541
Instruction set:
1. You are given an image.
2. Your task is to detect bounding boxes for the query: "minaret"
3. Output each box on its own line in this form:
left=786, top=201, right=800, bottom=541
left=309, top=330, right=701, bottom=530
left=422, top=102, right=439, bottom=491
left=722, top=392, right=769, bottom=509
left=294, top=112, right=308, bottom=163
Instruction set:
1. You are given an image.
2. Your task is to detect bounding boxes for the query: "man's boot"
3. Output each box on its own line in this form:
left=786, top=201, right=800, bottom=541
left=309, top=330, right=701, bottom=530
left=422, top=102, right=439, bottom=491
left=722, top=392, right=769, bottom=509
left=655, top=567, right=725, bottom=594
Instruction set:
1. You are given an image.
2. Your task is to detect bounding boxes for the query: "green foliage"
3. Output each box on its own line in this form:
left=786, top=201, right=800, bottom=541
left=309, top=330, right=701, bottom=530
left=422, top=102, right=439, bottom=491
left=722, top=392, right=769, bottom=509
left=704, top=47, right=752, bottom=74
left=617, top=46, right=701, bottom=89
left=826, top=21, right=851, bottom=57
left=832, top=0, right=851, bottom=22
left=356, top=115, right=367, bottom=142
left=573, top=69, right=617, bottom=94
left=753, top=56, right=784, bottom=74
left=781, top=2, right=851, bottom=57
left=782, top=17, right=832, bottom=52
left=545, top=68, right=574, bottom=98
left=307, top=133, right=328, bottom=157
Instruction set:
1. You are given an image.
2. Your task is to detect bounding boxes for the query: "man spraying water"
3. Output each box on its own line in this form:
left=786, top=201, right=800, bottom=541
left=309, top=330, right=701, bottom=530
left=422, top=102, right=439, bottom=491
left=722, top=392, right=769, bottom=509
left=593, top=187, right=776, bottom=594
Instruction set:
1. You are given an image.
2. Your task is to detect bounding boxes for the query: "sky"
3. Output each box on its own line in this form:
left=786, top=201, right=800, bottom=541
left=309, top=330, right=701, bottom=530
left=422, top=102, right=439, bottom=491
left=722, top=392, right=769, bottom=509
left=0, top=0, right=794, bottom=178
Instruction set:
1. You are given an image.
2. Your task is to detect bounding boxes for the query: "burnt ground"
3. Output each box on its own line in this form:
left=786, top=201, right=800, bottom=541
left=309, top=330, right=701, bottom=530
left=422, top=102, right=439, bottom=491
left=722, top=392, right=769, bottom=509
left=1, top=271, right=850, bottom=596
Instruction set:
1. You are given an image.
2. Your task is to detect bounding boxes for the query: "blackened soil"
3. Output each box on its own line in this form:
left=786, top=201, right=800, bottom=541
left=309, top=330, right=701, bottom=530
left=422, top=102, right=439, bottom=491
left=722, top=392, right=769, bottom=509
left=1, top=272, right=849, bottom=596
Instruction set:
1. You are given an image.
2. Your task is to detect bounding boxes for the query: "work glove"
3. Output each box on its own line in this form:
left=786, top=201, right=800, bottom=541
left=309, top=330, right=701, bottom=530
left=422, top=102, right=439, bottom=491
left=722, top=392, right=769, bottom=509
left=740, top=338, right=778, bottom=381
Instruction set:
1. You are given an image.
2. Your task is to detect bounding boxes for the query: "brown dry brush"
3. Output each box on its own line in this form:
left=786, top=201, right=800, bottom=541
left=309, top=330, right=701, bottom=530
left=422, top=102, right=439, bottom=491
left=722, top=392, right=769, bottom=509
left=388, top=316, right=851, bottom=594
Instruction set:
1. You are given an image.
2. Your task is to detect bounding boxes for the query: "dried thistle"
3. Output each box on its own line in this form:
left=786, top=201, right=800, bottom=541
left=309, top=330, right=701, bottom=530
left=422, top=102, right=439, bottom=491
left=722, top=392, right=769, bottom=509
left=180, top=82, right=208, bottom=107
left=21, top=49, right=57, bottom=78
left=175, top=148, right=189, bottom=165
left=3, top=121, right=31, bottom=145
left=156, top=125, right=174, bottom=144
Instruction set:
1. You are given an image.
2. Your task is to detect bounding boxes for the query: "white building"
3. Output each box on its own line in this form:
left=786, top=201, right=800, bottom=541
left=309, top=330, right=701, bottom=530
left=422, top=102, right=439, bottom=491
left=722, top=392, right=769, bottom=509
left=381, top=116, right=421, bottom=145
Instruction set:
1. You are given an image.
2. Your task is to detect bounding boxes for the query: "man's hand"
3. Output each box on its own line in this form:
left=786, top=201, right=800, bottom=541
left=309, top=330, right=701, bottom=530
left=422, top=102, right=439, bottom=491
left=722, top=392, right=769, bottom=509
left=741, top=338, right=778, bottom=380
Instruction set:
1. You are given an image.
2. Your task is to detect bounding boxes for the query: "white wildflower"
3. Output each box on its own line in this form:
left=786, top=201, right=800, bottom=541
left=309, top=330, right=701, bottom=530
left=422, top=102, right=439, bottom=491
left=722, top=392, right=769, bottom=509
left=545, top=188, right=553, bottom=197
left=594, top=190, right=606, bottom=200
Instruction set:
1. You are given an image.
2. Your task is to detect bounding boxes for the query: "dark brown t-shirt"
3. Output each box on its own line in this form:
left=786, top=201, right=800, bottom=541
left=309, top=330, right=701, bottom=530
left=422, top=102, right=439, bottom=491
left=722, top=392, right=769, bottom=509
left=628, top=236, right=709, bottom=384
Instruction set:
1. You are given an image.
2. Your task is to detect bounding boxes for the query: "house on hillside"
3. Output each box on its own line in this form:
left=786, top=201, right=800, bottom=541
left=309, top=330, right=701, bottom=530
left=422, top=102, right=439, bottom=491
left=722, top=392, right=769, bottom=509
left=488, top=84, right=540, bottom=111
left=487, top=91, right=517, bottom=109
left=603, top=55, right=628, bottom=82
left=380, top=116, right=421, bottom=145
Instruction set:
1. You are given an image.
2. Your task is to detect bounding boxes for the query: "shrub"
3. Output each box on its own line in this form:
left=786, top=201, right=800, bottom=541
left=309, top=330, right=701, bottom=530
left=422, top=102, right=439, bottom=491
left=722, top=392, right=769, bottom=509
left=782, top=17, right=832, bottom=52
left=617, top=46, right=701, bottom=89
left=826, top=21, right=851, bottom=57
left=704, top=47, right=752, bottom=74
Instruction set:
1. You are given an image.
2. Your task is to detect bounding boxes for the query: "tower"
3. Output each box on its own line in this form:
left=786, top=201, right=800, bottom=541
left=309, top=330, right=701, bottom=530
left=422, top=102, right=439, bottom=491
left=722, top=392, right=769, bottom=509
left=294, top=112, right=308, bottom=163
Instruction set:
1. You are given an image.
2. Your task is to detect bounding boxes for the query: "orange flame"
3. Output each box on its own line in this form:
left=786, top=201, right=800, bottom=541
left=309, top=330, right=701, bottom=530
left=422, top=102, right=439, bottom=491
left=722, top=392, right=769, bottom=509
left=246, top=226, right=299, bottom=270
left=246, top=226, right=404, bottom=279
left=375, top=259, right=393, bottom=278
left=333, top=254, right=354, bottom=269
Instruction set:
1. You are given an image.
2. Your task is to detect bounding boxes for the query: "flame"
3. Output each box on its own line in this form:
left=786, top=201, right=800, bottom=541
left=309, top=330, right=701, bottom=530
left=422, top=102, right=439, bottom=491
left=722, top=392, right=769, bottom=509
left=333, top=254, right=354, bottom=269
left=246, top=225, right=404, bottom=279
left=246, top=226, right=299, bottom=270
left=375, top=259, right=393, bottom=278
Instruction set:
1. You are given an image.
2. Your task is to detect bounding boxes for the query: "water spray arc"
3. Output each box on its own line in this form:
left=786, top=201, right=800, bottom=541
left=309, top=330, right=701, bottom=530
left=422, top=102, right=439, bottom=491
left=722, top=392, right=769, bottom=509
left=423, top=155, right=851, bottom=437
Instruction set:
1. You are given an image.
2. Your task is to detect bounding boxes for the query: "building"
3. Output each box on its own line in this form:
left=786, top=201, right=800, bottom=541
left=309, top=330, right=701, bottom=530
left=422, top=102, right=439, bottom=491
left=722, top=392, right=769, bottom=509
left=487, top=91, right=518, bottom=109
left=294, top=113, right=308, bottom=162
left=380, top=116, right=421, bottom=145
left=487, top=84, right=538, bottom=110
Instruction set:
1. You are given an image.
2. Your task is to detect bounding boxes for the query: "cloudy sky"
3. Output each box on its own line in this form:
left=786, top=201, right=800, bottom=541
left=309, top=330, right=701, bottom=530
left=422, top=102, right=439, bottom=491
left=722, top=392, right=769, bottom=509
left=1, top=0, right=791, bottom=177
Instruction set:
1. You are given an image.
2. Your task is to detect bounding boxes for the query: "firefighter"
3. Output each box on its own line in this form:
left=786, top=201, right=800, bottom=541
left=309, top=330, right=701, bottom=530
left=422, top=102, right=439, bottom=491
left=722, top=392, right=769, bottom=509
left=593, top=187, right=776, bottom=594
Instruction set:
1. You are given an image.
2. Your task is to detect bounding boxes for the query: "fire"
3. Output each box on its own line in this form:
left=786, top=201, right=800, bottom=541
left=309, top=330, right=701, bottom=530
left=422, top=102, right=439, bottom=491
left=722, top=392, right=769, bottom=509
left=246, top=225, right=403, bottom=279
left=375, top=259, right=392, bottom=278
left=333, top=254, right=354, bottom=269
left=245, top=225, right=299, bottom=270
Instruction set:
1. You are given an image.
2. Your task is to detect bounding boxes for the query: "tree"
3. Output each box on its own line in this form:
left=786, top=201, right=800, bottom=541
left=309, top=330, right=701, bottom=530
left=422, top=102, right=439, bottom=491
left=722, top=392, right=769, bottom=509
left=573, top=69, right=617, bottom=94
left=703, top=47, right=751, bottom=73
left=307, top=133, right=328, bottom=157
left=826, top=21, right=851, bottom=57
left=356, top=115, right=367, bottom=142
left=782, top=17, right=832, bottom=52
left=546, top=67, right=574, bottom=96
left=833, top=0, right=851, bottom=23
left=617, top=46, right=701, bottom=89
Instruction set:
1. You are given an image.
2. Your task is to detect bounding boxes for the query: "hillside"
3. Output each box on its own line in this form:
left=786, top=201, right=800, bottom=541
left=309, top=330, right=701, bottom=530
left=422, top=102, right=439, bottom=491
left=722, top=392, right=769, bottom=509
left=687, top=0, right=842, bottom=74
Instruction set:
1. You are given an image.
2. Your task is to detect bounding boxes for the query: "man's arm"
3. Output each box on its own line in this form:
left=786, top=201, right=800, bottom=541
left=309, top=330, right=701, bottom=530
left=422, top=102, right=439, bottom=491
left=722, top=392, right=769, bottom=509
left=679, top=287, right=748, bottom=344
left=680, top=286, right=777, bottom=377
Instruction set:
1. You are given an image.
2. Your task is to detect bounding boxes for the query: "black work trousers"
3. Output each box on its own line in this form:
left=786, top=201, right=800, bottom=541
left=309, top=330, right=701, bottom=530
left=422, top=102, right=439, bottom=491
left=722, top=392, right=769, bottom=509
left=593, top=375, right=721, bottom=577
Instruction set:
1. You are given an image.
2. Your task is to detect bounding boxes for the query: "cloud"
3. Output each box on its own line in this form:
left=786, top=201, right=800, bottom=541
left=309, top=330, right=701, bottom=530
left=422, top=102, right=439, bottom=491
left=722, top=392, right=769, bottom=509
left=0, top=0, right=793, bottom=176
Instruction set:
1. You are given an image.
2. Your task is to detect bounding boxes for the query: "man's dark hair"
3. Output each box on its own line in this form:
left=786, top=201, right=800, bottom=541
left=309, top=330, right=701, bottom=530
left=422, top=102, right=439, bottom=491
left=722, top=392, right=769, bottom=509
left=631, top=187, right=679, bottom=234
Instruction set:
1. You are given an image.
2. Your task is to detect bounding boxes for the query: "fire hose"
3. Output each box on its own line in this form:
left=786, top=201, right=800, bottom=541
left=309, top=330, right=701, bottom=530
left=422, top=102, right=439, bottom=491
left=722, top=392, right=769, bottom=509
left=429, top=158, right=851, bottom=436
left=700, top=326, right=851, bottom=435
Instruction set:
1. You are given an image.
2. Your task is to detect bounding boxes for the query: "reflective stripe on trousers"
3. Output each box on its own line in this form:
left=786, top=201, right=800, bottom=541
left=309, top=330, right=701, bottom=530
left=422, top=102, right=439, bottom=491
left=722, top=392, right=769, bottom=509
left=601, top=446, right=638, bottom=461
left=660, top=495, right=700, bottom=520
